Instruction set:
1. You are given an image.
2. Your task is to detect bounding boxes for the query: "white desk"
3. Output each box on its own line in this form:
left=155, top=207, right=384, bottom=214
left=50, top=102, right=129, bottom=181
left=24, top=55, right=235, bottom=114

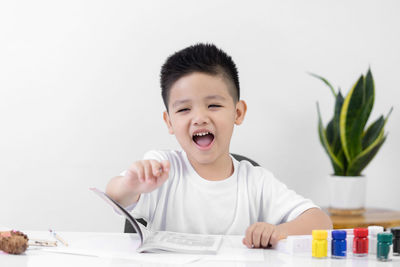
left=2, top=231, right=400, bottom=267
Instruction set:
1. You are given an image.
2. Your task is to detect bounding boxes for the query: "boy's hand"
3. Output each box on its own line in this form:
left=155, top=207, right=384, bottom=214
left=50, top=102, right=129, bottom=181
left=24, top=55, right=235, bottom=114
left=123, top=160, right=170, bottom=195
left=242, top=222, right=287, bottom=248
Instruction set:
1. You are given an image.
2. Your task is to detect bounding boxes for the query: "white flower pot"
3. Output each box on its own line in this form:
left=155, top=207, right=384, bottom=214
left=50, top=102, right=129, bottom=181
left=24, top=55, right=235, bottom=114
left=327, top=175, right=367, bottom=214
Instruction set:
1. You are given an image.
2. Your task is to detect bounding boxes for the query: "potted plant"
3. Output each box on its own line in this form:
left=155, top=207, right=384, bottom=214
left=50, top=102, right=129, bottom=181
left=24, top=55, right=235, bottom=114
left=311, top=69, right=392, bottom=215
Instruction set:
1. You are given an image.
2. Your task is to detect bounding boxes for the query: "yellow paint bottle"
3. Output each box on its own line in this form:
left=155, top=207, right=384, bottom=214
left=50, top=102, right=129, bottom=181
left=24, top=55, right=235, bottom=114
left=312, top=230, right=328, bottom=258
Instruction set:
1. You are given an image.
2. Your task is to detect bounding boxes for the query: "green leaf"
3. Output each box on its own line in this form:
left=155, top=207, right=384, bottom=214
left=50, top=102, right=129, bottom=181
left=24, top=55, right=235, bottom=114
left=347, top=135, right=387, bottom=176
left=384, top=107, right=394, bottom=125
left=362, top=116, right=384, bottom=149
left=309, top=72, right=337, bottom=97
left=317, top=103, right=344, bottom=175
left=336, top=149, right=348, bottom=172
left=352, top=70, right=375, bottom=147
left=362, top=107, right=392, bottom=150
left=326, top=119, right=334, bottom=145
left=364, top=68, right=375, bottom=115
left=332, top=91, right=344, bottom=155
left=340, top=75, right=366, bottom=161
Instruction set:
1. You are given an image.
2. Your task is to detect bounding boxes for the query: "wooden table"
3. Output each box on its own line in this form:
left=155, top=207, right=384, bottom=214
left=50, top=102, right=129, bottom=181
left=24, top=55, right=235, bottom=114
left=323, top=207, right=400, bottom=230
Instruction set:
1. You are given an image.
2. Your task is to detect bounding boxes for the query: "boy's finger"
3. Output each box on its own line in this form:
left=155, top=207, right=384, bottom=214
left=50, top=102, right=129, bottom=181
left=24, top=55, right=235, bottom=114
left=161, top=160, right=170, bottom=172
left=245, top=224, right=256, bottom=248
left=143, top=161, right=155, bottom=184
left=130, top=163, right=144, bottom=183
left=149, top=160, right=162, bottom=176
left=261, top=228, right=273, bottom=248
left=269, top=230, right=282, bottom=247
left=136, top=165, right=145, bottom=183
left=252, top=226, right=263, bottom=248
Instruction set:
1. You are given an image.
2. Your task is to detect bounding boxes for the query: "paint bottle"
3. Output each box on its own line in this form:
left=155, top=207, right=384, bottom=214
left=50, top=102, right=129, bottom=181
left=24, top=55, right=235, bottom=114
left=377, top=232, right=393, bottom=261
left=353, top=228, right=368, bottom=257
left=368, top=225, right=384, bottom=254
left=312, top=230, right=328, bottom=258
left=391, top=227, right=400, bottom=256
left=331, top=230, right=346, bottom=259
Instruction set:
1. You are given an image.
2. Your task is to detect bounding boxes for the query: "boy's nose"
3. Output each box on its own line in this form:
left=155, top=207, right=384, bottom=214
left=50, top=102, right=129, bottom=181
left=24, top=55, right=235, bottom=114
left=192, top=110, right=210, bottom=125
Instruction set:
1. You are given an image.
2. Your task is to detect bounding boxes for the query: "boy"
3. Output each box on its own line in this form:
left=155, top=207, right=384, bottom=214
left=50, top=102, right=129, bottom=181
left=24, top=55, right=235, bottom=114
left=106, top=43, right=332, bottom=248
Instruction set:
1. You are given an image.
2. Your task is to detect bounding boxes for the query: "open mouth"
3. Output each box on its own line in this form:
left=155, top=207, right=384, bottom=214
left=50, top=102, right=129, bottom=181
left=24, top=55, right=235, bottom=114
left=192, top=131, right=215, bottom=148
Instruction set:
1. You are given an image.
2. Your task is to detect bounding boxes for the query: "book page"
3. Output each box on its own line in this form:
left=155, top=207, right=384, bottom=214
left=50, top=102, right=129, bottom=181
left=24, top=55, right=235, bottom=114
left=138, top=231, right=222, bottom=254
left=90, top=188, right=144, bottom=243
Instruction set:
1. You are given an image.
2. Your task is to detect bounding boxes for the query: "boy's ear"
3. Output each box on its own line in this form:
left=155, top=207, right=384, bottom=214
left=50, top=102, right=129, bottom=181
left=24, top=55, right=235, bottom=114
left=234, top=100, right=247, bottom=125
left=163, top=111, right=174, bottom=134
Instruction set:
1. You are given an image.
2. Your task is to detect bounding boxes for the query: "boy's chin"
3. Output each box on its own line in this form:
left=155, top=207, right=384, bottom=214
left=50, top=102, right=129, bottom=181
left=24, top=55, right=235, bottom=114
left=188, top=148, right=225, bottom=165
left=187, top=149, right=215, bottom=163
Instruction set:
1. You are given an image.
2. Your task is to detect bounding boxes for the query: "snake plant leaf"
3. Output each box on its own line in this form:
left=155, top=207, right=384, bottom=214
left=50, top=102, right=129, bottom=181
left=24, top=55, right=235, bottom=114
left=363, top=107, right=393, bottom=149
left=350, top=93, right=375, bottom=154
left=340, top=75, right=374, bottom=161
left=336, top=149, right=347, bottom=173
left=362, top=116, right=384, bottom=149
left=317, top=103, right=344, bottom=175
left=326, top=91, right=345, bottom=155
left=347, top=135, right=387, bottom=176
left=326, top=119, right=334, bottom=144
left=364, top=69, right=375, bottom=115
left=332, top=91, right=344, bottom=155
left=309, top=72, right=337, bottom=97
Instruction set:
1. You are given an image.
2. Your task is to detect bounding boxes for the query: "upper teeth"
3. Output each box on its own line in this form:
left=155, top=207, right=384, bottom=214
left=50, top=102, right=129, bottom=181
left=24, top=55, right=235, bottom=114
left=194, top=132, right=210, bottom=136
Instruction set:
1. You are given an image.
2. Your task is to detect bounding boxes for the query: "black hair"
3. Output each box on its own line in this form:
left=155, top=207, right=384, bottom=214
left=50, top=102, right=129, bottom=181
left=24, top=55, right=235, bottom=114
left=160, top=43, right=240, bottom=111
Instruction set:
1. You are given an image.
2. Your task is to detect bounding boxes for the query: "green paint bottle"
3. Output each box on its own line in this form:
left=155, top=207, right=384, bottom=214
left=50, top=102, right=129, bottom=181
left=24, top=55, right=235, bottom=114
left=377, top=232, right=393, bottom=262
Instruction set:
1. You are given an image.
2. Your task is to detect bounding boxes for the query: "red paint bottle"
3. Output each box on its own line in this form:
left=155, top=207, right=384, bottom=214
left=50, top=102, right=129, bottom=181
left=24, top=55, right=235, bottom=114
left=353, top=228, right=369, bottom=256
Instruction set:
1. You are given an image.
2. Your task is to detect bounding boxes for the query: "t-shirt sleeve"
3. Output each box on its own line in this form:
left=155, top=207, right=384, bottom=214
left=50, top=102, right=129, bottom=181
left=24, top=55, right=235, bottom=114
left=261, top=170, right=319, bottom=224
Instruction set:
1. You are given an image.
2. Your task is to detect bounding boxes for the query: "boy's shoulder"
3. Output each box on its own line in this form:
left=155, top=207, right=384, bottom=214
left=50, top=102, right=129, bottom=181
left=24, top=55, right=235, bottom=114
left=235, top=158, right=280, bottom=187
left=235, top=158, right=272, bottom=177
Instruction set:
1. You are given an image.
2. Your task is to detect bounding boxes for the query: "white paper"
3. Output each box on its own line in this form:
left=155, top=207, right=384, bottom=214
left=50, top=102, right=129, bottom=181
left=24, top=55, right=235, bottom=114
left=25, top=232, right=263, bottom=264
left=27, top=231, right=201, bottom=264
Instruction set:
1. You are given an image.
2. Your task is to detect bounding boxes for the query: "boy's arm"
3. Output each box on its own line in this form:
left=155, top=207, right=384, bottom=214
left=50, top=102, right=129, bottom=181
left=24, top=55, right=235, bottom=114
left=106, top=176, right=141, bottom=207
left=276, top=207, right=333, bottom=237
left=105, top=160, right=170, bottom=208
left=243, top=208, right=332, bottom=248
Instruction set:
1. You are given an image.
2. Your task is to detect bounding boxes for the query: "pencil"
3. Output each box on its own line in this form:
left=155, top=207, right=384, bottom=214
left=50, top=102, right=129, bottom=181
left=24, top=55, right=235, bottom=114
left=49, top=229, right=68, bottom=246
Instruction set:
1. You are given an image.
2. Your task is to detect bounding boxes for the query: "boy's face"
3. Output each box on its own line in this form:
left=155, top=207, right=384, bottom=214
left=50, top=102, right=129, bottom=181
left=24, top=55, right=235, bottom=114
left=163, top=72, right=247, bottom=166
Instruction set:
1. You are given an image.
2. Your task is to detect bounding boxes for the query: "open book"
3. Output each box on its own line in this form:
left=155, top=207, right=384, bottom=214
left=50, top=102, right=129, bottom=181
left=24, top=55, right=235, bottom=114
left=90, top=188, right=222, bottom=254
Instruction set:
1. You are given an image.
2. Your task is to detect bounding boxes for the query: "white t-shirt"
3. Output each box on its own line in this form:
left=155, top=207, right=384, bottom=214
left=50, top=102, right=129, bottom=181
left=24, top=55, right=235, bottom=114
left=123, top=150, right=318, bottom=235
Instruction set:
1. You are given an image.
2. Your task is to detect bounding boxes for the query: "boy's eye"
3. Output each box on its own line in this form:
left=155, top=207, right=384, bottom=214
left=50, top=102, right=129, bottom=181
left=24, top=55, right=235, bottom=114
left=208, top=104, right=222, bottom=108
left=177, top=108, right=190, bottom=113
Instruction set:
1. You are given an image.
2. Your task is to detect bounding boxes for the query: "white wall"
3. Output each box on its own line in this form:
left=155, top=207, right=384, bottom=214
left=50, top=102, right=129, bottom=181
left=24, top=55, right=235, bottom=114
left=1, top=0, right=399, bottom=232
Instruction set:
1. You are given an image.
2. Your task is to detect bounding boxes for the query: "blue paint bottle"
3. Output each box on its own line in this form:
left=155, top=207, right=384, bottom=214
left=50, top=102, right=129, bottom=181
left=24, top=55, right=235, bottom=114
left=331, top=230, right=347, bottom=259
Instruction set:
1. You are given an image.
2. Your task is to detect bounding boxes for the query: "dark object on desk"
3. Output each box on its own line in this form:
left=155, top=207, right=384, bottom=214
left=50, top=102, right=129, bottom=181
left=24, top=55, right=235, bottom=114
left=124, top=153, right=260, bottom=233
left=323, top=207, right=400, bottom=230
left=391, top=227, right=400, bottom=256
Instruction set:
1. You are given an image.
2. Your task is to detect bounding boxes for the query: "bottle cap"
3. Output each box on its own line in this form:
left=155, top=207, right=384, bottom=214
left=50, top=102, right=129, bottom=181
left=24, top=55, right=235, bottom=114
left=377, top=232, right=393, bottom=244
left=354, top=228, right=368, bottom=238
left=368, top=226, right=384, bottom=236
left=391, top=227, right=400, bottom=237
left=312, top=230, right=328, bottom=240
left=332, top=230, right=346, bottom=240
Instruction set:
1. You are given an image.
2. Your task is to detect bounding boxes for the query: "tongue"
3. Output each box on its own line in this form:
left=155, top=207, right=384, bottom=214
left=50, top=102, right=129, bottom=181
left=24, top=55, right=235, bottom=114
left=194, top=134, right=213, bottom=147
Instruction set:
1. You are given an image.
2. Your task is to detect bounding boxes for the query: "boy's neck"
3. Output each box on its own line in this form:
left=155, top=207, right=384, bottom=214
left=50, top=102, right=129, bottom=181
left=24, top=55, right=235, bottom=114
left=187, top=153, right=234, bottom=181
